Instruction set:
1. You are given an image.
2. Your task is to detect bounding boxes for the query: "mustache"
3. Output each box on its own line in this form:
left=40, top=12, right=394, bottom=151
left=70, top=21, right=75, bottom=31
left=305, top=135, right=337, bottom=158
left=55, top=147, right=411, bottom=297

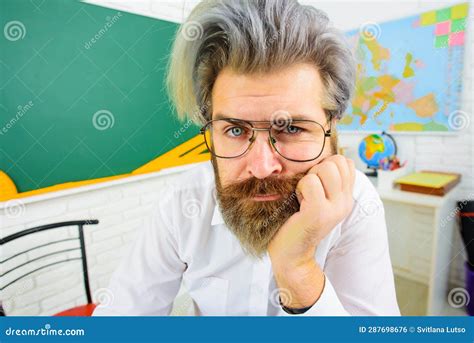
left=217, top=173, right=306, bottom=199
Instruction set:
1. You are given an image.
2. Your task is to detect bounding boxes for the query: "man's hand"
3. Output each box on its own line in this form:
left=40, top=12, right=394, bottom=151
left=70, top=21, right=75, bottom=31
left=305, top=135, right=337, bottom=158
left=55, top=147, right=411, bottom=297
left=268, top=155, right=355, bottom=309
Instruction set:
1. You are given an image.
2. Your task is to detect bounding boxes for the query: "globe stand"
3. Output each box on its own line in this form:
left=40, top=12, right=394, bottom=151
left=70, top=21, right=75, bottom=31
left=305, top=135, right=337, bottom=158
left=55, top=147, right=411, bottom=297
left=364, top=167, right=378, bottom=177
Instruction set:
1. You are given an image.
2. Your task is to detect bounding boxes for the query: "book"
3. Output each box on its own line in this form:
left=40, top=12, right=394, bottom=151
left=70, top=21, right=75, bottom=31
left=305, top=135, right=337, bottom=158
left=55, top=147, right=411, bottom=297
left=394, top=171, right=461, bottom=196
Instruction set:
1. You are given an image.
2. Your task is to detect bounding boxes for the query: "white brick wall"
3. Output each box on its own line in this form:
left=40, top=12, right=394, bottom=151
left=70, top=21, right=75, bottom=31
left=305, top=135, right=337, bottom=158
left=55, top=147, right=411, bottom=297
left=0, top=167, right=191, bottom=315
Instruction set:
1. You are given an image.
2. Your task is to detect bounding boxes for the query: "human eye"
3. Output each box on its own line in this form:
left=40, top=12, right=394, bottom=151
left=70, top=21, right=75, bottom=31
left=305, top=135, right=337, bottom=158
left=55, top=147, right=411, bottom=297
left=224, top=125, right=247, bottom=138
left=284, top=125, right=304, bottom=135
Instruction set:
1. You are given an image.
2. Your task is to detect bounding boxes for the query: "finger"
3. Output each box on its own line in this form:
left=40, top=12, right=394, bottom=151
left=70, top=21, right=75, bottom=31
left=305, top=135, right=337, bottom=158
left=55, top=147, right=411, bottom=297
left=329, top=155, right=351, bottom=192
left=296, top=173, right=325, bottom=205
left=346, top=158, right=356, bottom=192
left=295, top=188, right=303, bottom=204
left=313, top=162, right=341, bottom=200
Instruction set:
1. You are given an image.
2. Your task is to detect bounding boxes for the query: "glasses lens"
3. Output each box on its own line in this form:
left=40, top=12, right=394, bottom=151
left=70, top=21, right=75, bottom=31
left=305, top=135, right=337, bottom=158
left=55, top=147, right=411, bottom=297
left=204, top=120, right=253, bottom=158
left=271, top=121, right=326, bottom=161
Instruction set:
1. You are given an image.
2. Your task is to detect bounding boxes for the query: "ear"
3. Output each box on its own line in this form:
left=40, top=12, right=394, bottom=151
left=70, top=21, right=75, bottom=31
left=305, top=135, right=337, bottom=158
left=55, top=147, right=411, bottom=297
left=328, top=118, right=339, bottom=155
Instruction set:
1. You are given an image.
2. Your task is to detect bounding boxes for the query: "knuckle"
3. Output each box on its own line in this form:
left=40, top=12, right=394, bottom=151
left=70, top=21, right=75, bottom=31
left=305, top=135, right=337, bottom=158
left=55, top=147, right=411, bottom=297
left=297, top=174, right=311, bottom=189
left=303, top=173, right=319, bottom=186
left=321, top=160, right=337, bottom=172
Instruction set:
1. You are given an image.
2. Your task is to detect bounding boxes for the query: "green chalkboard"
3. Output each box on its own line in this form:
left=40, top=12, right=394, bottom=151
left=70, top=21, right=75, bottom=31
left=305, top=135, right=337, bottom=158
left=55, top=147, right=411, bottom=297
left=0, top=0, right=199, bottom=193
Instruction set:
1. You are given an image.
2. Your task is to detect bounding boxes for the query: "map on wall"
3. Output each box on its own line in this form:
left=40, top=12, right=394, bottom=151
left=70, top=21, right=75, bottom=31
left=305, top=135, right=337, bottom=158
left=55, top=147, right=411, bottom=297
left=339, top=3, right=469, bottom=132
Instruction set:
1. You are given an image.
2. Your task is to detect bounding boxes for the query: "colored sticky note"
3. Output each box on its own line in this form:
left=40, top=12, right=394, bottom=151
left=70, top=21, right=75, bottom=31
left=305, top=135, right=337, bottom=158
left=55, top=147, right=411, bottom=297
left=451, top=3, right=469, bottom=19
left=449, top=31, right=465, bottom=46
left=451, top=18, right=466, bottom=32
left=436, top=8, right=451, bottom=22
left=421, top=11, right=436, bottom=26
left=435, top=34, right=449, bottom=48
left=435, top=21, right=451, bottom=35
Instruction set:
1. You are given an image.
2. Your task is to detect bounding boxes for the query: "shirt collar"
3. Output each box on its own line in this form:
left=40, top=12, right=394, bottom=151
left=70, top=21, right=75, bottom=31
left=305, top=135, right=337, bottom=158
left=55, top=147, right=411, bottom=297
left=211, top=204, right=225, bottom=226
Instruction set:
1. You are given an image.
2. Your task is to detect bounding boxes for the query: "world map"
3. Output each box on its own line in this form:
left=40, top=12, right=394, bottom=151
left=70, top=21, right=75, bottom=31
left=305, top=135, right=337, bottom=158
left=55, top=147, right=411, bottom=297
left=340, top=3, right=468, bottom=132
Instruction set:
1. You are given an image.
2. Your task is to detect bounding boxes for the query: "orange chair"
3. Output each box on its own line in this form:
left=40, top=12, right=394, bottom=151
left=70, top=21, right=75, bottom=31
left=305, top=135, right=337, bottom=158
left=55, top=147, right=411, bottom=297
left=0, top=220, right=99, bottom=316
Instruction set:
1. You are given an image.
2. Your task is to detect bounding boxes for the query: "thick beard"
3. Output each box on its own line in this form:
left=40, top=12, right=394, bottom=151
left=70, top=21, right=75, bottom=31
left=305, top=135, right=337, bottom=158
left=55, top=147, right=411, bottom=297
left=213, top=160, right=304, bottom=258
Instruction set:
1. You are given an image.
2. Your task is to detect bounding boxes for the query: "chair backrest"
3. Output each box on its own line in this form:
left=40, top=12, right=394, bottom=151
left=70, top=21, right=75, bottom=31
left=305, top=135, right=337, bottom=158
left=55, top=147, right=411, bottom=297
left=0, top=220, right=99, bottom=309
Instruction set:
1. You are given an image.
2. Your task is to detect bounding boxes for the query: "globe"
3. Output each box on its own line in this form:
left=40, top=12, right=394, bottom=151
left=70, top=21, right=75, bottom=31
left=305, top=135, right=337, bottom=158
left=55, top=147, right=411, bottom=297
left=358, top=132, right=397, bottom=169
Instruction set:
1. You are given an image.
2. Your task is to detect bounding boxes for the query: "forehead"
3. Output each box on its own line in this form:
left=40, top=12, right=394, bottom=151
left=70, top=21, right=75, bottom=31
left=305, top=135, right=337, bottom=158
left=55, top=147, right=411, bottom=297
left=211, top=63, right=327, bottom=123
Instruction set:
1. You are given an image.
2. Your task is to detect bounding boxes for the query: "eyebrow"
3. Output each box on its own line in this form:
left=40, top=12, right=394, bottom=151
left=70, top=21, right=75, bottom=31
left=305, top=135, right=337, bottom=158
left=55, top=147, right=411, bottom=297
left=212, top=113, right=314, bottom=121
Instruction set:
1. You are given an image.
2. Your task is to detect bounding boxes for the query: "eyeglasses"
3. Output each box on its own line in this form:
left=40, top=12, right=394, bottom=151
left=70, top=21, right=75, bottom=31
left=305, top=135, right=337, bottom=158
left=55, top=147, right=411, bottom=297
left=200, top=118, right=331, bottom=162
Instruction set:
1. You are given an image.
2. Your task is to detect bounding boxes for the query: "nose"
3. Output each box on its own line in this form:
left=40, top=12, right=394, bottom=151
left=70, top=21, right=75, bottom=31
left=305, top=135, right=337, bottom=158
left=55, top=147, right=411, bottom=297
left=246, top=133, right=282, bottom=179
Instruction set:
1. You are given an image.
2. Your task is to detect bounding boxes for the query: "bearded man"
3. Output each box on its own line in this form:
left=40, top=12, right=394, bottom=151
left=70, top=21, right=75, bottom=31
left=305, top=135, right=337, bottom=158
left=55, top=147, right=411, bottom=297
left=93, top=0, right=400, bottom=316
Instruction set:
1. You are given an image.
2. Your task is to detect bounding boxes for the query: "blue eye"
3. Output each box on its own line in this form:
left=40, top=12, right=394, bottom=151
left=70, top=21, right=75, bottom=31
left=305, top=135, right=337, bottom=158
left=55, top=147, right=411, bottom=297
left=228, top=126, right=244, bottom=137
left=286, top=125, right=301, bottom=134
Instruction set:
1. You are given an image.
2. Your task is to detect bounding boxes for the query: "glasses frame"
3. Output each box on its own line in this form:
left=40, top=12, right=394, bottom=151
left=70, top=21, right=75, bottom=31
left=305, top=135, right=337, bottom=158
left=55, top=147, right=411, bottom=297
left=200, top=118, right=332, bottom=162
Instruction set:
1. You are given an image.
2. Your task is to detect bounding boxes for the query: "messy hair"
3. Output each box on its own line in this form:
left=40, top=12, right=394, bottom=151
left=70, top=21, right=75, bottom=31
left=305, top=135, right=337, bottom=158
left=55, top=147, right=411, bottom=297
left=166, top=0, right=355, bottom=127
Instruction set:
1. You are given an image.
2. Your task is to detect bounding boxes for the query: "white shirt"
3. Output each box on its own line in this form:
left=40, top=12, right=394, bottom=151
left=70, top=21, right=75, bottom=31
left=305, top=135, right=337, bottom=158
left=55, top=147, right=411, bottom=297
left=93, top=161, right=400, bottom=316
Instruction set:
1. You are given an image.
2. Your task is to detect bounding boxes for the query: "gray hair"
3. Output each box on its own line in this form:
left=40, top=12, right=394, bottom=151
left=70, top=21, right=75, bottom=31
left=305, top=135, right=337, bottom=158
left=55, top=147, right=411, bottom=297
left=166, top=0, right=355, bottom=125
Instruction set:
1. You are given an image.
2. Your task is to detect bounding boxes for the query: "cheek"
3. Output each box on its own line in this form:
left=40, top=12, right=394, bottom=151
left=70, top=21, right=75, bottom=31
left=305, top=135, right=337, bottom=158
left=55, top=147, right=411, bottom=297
left=281, top=143, right=334, bottom=174
left=216, top=158, right=247, bottom=186
left=284, top=160, right=314, bottom=175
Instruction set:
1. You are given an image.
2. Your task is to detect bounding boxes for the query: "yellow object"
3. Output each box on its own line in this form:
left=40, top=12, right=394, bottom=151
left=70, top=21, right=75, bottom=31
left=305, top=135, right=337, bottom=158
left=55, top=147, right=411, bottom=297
left=420, top=11, right=437, bottom=26
left=395, top=172, right=457, bottom=188
left=0, top=134, right=210, bottom=202
left=391, top=122, right=424, bottom=131
left=451, top=3, right=469, bottom=19
left=133, top=134, right=209, bottom=174
left=0, top=170, right=18, bottom=198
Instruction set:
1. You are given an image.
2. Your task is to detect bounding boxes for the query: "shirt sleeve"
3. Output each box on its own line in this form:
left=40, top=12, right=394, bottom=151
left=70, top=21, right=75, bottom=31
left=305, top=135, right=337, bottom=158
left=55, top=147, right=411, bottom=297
left=277, top=196, right=401, bottom=316
left=92, top=201, right=186, bottom=316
